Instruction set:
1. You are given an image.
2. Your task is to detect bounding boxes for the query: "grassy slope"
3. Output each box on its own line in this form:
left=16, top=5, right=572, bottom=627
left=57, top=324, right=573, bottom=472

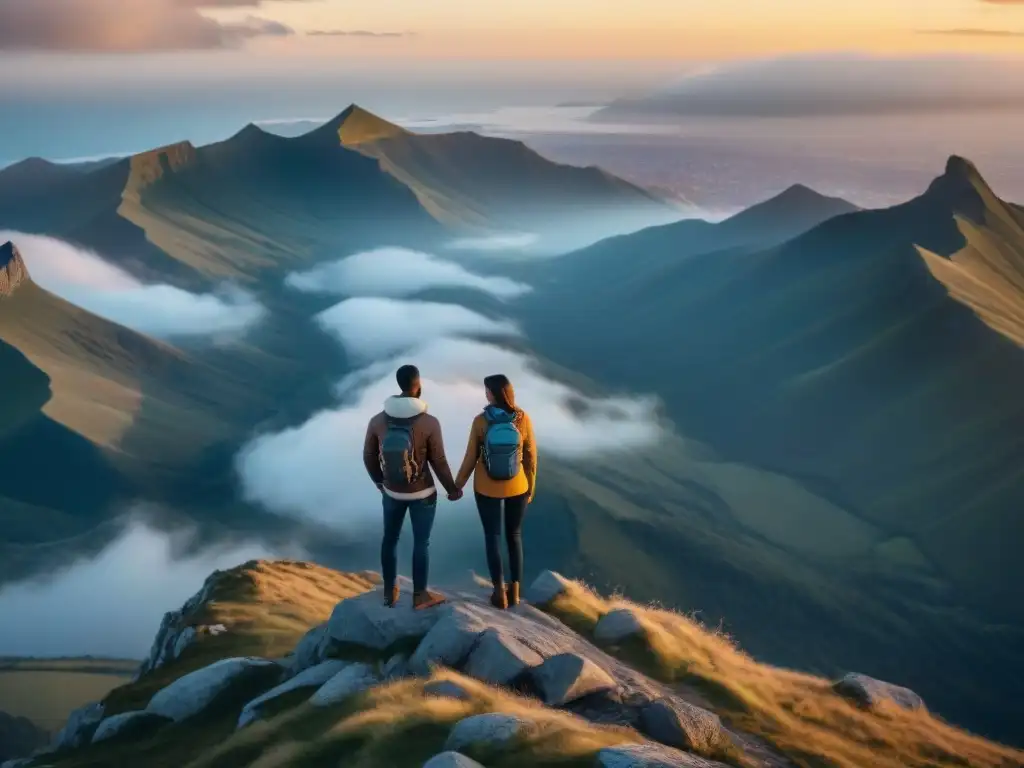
left=519, top=157, right=1024, bottom=742
left=538, top=580, right=1024, bottom=768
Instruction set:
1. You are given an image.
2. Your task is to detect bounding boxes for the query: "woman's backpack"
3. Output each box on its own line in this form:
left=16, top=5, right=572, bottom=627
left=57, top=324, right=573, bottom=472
left=482, top=408, right=521, bottom=481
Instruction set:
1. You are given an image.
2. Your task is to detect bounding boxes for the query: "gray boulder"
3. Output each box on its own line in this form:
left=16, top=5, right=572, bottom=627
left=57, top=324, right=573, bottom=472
left=594, top=609, right=646, bottom=645
left=409, top=604, right=489, bottom=675
left=423, top=752, right=486, bottom=768
left=146, top=657, right=281, bottom=722
left=638, top=699, right=730, bottom=755
left=327, top=587, right=443, bottom=652
left=288, top=622, right=329, bottom=675
left=833, top=673, right=925, bottom=712
left=526, top=570, right=574, bottom=605
left=52, top=701, right=104, bottom=749
left=531, top=652, right=617, bottom=706
left=309, top=663, right=379, bottom=707
left=596, top=743, right=728, bottom=767
left=91, top=711, right=171, bottom=744
left=444, top=713, right=534, bottom=752
left=423, top=680, right=473, bottom=701
left=238, top=660, right=350, bottom=728
left=463, top=628, right=542, bottom=685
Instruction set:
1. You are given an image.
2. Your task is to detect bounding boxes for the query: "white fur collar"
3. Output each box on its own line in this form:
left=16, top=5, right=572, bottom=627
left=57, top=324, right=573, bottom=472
left=384, top=396, right=428, bottom=418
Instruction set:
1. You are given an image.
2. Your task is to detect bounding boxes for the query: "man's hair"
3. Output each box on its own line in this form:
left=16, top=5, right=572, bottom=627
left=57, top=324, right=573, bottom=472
left=396, top=364, right=420, bottom=394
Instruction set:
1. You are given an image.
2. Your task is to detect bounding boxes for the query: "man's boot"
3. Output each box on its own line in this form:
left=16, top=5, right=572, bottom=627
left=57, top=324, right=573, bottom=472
left=506, top=582, right=521, bottom=608
left=413, top=589, right=446, bottom=611
left=491, top=582, right=509, bottom=610
left=384, top=584, right=400, bottom=607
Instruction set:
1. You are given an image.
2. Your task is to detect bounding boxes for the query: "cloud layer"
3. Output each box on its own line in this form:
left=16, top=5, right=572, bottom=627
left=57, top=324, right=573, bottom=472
left=237, top=337, right=662, bottom=532
left=4, top=231, right=265, bottom=337
left=446, top=233, right=540, bottom=253
left=316, top=297, right=520, bottom=360
left=0, top=0, right=296, bottom=51
left=0, top=520, right=285, bottom=657
left=602, top=54, right=1024, bottom=119
left=286, top=247, right=531, bottom=300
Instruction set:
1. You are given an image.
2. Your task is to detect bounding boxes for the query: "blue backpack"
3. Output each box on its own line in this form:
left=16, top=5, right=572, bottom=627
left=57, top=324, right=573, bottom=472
left=380, top=417, right=421, bottom=486
left=482, top=407, right=521, bottom=481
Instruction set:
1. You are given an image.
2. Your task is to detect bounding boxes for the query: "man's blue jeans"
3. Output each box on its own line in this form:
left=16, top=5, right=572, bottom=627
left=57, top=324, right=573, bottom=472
left=381, top=492, right=437, bottom=594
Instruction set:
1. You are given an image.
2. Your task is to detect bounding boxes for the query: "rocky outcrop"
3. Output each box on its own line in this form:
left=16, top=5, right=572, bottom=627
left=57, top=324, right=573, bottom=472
left=0, top=242, right=29, bottom=298
left=327, top=583, right=442, bottom=652
left=463, top=628, right=543, bottom=686
left=596, top=743, right=729, bottom=767
left=409, top=604, right=489, bottom=675
left=444, top=713, right=535, bottom=752
left=595, top=609, right=646, bottom=645
left=146, top=657, right=282, bottom=722
left=832, top=673, right=925, bottom=712
left=288, top=622, right=330, bottom=675
left=531, top=652, right=618, bottom=706
left=309, top=663, right=379, bottom=707
left=135, top=573, right=221, bottom=680
left=526, top=570, right=574, bottom=605
left=422, top=752, right=486, bottom=768
left=91, top=711, right=171, bottom=745
left=638, top=699, right=731, bottom=756
left=238, top=660, right=349, bottom=728
left=52, top=702, right=104, bottom=750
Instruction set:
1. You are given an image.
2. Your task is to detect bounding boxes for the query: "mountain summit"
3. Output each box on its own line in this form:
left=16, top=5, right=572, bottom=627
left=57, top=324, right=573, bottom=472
left=0, top=241, right=29, bottom=297
left=309, top=104, right=409, bottom=147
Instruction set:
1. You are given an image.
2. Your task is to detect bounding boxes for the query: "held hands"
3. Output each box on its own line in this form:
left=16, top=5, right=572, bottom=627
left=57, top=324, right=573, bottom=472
left=448, top=488, right=464, bottom=502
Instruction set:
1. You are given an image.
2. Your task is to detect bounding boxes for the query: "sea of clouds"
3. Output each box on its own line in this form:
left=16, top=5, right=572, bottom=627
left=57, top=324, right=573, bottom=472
left=3, top=231, right=264, bottom=337
left=0, top=519, right=293, bottom=658
left=239, top=246, right=662, bottom=535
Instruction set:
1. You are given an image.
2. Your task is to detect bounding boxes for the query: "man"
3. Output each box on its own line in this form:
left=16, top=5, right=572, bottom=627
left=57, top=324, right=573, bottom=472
left=363, top=364, right=462, bottom=610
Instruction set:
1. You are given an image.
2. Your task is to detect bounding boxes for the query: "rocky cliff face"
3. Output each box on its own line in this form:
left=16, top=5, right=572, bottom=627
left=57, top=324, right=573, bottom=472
left=0, top=242, right=29, bottom=298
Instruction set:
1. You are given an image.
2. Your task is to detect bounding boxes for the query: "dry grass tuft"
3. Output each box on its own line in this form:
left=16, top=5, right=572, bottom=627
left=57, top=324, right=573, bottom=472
left=540, top=580, right=1024, bottom=768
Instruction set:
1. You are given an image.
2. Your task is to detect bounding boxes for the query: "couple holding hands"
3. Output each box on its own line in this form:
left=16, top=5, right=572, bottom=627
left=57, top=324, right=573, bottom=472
left=362, top=364, right=537, bottom=613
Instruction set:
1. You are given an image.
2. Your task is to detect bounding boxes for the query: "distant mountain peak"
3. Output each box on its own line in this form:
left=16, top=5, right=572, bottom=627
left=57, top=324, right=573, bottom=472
left=0, top=241, right=30, bottom=297
left=124, top=141, right=198, bottom=195
left=723, top=182, right=858, bottom=231
left=922, top=155, right=994, bottom=221
left=311, top=104, right=408, bottom=147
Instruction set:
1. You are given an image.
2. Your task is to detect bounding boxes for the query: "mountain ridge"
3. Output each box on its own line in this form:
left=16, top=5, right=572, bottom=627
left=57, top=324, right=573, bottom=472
left=0, top=242, right=29, bottom=297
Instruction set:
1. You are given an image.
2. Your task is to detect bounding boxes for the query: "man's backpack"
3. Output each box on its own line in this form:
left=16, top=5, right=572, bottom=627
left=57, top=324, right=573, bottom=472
left=482, top=408, right=521, bottom=481
left=380, top=417, right=421, bottom=486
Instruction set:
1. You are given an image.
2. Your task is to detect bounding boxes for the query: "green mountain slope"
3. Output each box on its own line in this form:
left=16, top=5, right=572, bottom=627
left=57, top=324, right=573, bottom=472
left=518, top=156, right=1024, bottom=742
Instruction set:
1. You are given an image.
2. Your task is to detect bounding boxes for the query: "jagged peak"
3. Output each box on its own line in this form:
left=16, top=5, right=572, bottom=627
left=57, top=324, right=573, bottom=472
left=0, top=241, right=30, bottom=297
left=921, top=154, right=996, bottom=221
left=124, top=141, right=198, bottom=194
left=305, top=104, right=408, bottom=146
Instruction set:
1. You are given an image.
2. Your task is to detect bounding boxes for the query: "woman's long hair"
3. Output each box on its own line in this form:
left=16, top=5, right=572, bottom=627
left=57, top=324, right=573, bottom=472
left=484, top=374, right=517, bottom=415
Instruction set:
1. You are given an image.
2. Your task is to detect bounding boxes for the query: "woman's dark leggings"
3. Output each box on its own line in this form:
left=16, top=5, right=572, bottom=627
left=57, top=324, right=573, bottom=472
left=475, top=492, right=528, bottom=585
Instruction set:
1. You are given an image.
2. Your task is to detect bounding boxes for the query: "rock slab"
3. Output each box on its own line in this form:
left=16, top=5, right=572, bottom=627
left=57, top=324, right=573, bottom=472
left=531, top=652, right=617, bottom=706
left=309, top=663, right=379, bottom=707
left=409, top=604, right=489, bottom=675
left=463, top=628, right=543, bottom=685
left=832, top=673, right=925, bottom=712
left=526, top=570, right=574, bottom=605
left=239, top=660, right=350, bottom=728
left=444, top=713, right=533, bottom=752
left=596, top=743, right=729, bottom=768
left=53, top=702, right=104, bottom=750
left=91, top=711, right=171, bottom=744
left=328, top=587, right=443, bottom=651
left=146, top=657, right=281, bottom=722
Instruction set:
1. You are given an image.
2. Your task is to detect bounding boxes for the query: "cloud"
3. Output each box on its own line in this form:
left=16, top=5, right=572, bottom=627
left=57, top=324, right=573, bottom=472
left=3, top=231, right=265, bottom=337
left=601, top=54, right=1024, bottom=119
left=0, top=0, right=295, bottom=52
left=0, top=520, right=289, bottom=658
left=446, top=233, right=540, bottom=252
left=306, top=30, right=414, bottom=38
left=237, top=337, right=662, bottom=532
left=316, top=297, right=520, bottom=360
left=919, top=28, right=1024, bottom=37
left=286, top=247, right=531, bottom=300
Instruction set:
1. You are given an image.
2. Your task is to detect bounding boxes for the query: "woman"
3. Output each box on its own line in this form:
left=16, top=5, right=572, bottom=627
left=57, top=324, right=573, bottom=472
left=455, top=374, right=537, bottom=609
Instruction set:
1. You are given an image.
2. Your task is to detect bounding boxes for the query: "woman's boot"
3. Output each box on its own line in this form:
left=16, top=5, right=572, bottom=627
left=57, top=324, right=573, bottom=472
left=506, top=582, right=521, bottom=607
left=490, top=582, right=509, bottom=610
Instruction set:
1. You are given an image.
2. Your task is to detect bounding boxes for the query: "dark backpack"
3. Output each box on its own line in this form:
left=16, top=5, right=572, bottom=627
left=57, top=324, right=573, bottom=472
left=482, top=408, right=521, bottom=481
left=380, top=416, right=421, bottom=486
